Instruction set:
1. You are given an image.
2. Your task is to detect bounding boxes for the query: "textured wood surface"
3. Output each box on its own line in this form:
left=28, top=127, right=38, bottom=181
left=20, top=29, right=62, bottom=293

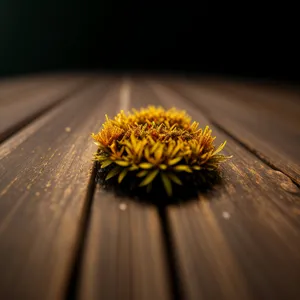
left=0, top=78, right=111, bottom=299
left=149, top=81, right=300, bottom=300
left=78, top=188, right=171, bottom=300
left=0, top=74, right=56, bottom=98
left=163, top=79, right=300, bottom=185
left=0, top=74, right=299, bottom=300
left=0, top=75, right=91, bottom=142
left=77, top=81, right=171, bottom=300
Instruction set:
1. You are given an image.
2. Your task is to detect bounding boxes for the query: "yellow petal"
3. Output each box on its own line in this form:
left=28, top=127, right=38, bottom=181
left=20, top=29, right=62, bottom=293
left=115, top=160, right=130, bottom=167
left=174, top=165, right=192, bottom=173
left=168, top=156, right=182, bottom=165
left=139, top=162, right=153, bottom=169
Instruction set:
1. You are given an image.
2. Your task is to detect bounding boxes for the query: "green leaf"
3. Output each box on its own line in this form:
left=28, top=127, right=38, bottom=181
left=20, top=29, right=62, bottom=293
left=174, top=165, right=192, bottom=173
left=161, top=173, right=172, bottom=196
left=139, top=169, right=159, bottom=187
left=105, top=166, right=121, bottom=180
left=118, top=168, right=128, bottom=183
left=115, top=160, right=130, bottom=167
left=137, top=170, right=148, bottom=177
left=168, top=156, right=182, bottom=165
left=101, top=160, right=113, bottom=168
left=139, top=162, right=153, bottom=169
left=167, top=173, right=182, bottom=185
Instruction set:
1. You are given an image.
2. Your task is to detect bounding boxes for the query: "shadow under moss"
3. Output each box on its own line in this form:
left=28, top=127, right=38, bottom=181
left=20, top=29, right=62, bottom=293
left=95, top=162, right=223, bottom=206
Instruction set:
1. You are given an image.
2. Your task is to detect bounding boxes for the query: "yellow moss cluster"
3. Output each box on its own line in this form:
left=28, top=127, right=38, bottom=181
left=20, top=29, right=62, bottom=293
left=92, top=106, right=230, bottom=196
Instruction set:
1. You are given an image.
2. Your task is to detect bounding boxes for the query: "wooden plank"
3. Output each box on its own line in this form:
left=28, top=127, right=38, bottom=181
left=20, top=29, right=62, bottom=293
left=0, top=76, right=71, bottom=107
left=161, top=80, right=300, bottom=185
left=149, top=82, right=300, bottom=300
left=77, top=79, right=171, bottom=300
left=0, top=75, right=91, bottom=143
left=201, top=79, right=300, bottom=120
left=0, top=74, right=54, bottom=98
left=194, top=79, right=300, bottom=139
left=0, top=78, right=115, bottom=299
left=131, top=78, right=163, bottom=108
left=0, top=74, right=86, bottom=99
left=78, top=190, right=171, bottom=300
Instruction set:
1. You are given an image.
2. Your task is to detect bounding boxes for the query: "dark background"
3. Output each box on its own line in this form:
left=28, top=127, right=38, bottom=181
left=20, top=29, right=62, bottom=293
left=0, top=1, right=299, bottom=82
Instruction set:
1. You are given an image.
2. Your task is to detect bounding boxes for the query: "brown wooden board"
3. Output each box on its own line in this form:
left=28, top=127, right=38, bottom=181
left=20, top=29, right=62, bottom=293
left=0, top=74, right=55, bottom=98
left=78, top=189, right=171, bottom=300
left=149, top=82, right=300, bottom=300
left=161, top=80, right=300, bottom=185
left=0, top=74, right=89, bottom=102
left=0, top=75, right=91, bottom=143
left=1, top=74, right=299, bottom=300
left=0, top=78, right=114, bottom=299
left=77, top=79, right=171, bottom=300
left=201, top=79, right=300, bottom=119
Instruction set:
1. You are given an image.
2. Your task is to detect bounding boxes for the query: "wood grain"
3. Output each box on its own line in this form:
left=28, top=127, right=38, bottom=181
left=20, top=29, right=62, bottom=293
left=0, top=74, right=56, bottom=98
left=161, top=80, right=300, bottom=185
left=0, top=78, right=113, bottom=300
left=78, top=188, right=171, bottom=300
left=0, top=75, right=91, bottom=142
left=149, top=82, right=300, bottom=300
left=77, top=80, right=171, bottom=300
left=0, top=74, right=89, bottom=103
left=0, top=75, right=299, bottom=300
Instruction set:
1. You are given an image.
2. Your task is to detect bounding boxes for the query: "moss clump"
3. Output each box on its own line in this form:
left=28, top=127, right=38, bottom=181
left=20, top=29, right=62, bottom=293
left=91, top=106, right=231, bottom=196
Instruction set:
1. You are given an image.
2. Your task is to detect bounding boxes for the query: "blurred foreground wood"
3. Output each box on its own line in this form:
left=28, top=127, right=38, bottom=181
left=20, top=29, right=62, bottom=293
left=0, top=74, right=299, bottom=300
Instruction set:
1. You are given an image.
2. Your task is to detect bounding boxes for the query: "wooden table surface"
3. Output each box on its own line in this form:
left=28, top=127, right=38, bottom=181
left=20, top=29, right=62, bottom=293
left=0, top=74, right=299, bottom=300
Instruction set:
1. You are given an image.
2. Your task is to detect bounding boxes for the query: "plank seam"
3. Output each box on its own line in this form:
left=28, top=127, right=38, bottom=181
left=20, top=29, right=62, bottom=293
left=0, top=79, right=93, bottom=144
left=64, top=161, right=98, bottom=300
left=167, top=86, right=300, bottom=188
left=64, top=82, right=113, bottom=299
left=157, top=206, right=185, bottom=300
left=211, top=121, right=300, bottom=188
